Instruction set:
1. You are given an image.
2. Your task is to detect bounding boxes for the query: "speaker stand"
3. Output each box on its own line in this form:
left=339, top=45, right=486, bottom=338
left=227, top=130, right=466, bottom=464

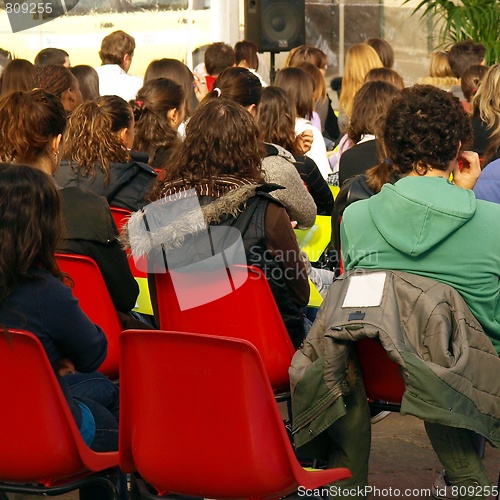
left=269, top=52, right=277, bottom=84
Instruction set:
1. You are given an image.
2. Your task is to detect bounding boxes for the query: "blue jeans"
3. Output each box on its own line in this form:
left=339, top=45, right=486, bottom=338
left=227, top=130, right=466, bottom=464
left=65, top=372, right=119, bottom=452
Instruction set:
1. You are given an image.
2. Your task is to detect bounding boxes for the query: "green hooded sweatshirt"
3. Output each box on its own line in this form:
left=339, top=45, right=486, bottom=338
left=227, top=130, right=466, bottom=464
left=341, top=176, right=500, bottom=355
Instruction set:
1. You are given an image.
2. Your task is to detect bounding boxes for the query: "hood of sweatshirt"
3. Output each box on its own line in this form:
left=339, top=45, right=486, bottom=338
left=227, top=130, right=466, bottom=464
left=368, top=176, right=477, bottom=256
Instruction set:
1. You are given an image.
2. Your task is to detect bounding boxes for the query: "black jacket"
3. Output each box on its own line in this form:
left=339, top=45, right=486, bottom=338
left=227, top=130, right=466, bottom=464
left=55, top=151, right=157, bottom=211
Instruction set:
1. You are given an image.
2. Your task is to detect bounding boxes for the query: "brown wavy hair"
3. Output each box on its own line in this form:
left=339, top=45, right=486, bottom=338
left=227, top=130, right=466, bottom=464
left=149, top=98, right=265, bottom=200
left=34, top=64, right=75, bottom=100
left=257, top=86, right=300, bottom=156
left=0, top=89, right=66, bottom=166
left=132, top=78, right=183, bottom=169
left=0, top=163, right=63, bottom=303
left=63, top=95, right=131, bottom=181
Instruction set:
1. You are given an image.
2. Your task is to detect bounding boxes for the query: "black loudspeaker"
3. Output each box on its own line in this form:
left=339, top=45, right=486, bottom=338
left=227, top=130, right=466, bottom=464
left=245, top=0, right=305, bottom=53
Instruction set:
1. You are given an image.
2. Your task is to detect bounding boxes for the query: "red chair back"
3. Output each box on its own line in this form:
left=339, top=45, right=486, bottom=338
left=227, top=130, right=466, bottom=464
left=154, top=265, right=295, bottom=393
left=56, top=253, right=122, bottom=378
left=0, top=329, right=118, bottom=486
left=356, top=337, right=406, bottom=405
left=110, top=206, right=147, bottom=278
left=119, top=330, right=350, bottom=498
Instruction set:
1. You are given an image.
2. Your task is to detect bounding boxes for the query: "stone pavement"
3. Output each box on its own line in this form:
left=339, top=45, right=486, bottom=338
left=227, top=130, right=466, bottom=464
left=6, top=412, right=499, bottom=499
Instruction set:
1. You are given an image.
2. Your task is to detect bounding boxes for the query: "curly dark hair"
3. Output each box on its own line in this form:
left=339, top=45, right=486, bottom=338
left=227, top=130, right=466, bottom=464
left=150, top=98, right=265, bottom=200
left=63, top=95, right=131, bottom=182
left=0, top=163, right=63, bottom=303
left=381, top=84, right=472, bottom=177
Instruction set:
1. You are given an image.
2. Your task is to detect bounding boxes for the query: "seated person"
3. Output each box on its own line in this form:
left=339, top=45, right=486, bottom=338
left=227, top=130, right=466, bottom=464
left=0, top=89, right=140, bottom=325
left=126, top=98, right=310, bottom=348
left=292, top=84, right=500, bottom=497
left=0, top=163, right=118, bottom=454
left=55, top=95, right=157, bottom=212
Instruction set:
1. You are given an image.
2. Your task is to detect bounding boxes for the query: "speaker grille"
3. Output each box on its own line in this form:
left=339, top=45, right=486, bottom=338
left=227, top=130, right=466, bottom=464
left=245, top=0, right=305, bottom=53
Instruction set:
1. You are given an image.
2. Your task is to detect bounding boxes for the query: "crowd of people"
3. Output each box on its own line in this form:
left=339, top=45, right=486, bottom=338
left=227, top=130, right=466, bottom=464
left=0, top=28, right=499, bottom=499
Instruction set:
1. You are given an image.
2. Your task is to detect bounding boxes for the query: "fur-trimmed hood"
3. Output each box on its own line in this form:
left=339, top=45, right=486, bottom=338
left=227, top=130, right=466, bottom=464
left=124, top=183, right=269, bottom=257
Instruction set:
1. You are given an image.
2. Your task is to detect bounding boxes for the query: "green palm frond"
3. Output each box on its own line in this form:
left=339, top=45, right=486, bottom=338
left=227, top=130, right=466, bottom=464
left=403, top=0, right=500, bottom=64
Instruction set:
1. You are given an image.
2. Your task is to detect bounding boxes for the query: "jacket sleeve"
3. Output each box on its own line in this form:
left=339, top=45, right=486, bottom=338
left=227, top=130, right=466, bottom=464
left=43, top=278, right=108, bottom=372
left=265, top=203, right=310, bottom=308
left=262, top=155, right=317, bottom=229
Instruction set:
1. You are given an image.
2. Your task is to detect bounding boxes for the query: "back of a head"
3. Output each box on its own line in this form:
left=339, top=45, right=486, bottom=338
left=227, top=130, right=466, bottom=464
left=234, top=40, right=259, bottom=71
left=471, top=63, right=500, bottom=130
left=157, top=97, right=264, bottom=192
left=274, top=66, right=314, bottom=119
left=286, top=45, right=327, bottom=71
left=461, top=64, right=489, bottom=103
left=348, top=80, right=400, bottom=143
left=429, top=50, right=454, bottom=78
left=99, top=30, right=136, bottom=66
left=382, top=84, right=472, bottom=175
left=294, top=60, right=326, bottom=102
left=132, top=78, right=184, bottom=162
left=364, top=38, right=394, bottom=69
left=208, top=66, right=262, bottom=108
left=64, top=95, right=131, bottom=175
left=144, top=58, right=194, bottom=116
left=0, top=163, right=62, bottom=301
left=340, top=43, right=383, bottom=116
left=34, top=47, right=69, bottom=68
left=364, top=67, right=404, bottom=90
left=70, top=65, right=99, bottom=102
left=448, top=40, right=486, bottom=78
left=0, top=89, right=66, bottom=167
left=204, top=42, right=235, bottom=77
left=0, top=58, right=38, bottom=95
left=34, top=64, right=74, bottom=99
left=257, top=86, right=298, bottom=155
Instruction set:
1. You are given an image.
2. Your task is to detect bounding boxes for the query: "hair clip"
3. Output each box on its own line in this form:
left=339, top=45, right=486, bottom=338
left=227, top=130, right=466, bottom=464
left=136, top=100, right=143, bottom=108
left=213, top=87, right=221, bottom=97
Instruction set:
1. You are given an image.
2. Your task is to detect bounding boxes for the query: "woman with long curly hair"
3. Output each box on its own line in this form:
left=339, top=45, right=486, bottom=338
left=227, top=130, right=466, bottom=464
left=131, top=77, right=184, bottom=170
left=56, top=94, right=156, bottom=211
left=130, top=98, right=309, bottom=348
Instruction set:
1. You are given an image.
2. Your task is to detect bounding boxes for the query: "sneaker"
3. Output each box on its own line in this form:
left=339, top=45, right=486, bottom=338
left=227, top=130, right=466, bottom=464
left=432, top=470, right=458, bottom=500
left=370, top=410, right=391, bottom=424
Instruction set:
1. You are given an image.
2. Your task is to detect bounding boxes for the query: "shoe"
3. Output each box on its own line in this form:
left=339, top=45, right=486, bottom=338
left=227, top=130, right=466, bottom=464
left=370, top=410, right=391, bottom=424
left=432, top=470, right=458, bottom=500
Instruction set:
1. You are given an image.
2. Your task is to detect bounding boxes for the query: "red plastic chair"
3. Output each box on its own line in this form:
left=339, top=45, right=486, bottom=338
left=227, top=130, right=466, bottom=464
left=110, top=206, right=147, bottom=278
left=119, top=329, right=351, bottom=498
left=0, top=329, right=119, bottom=498
left=56, top=253, right=122, bottom=379
left=356, top=337, right=406, bottom=412
left=154, top=264, right=295, bottom=395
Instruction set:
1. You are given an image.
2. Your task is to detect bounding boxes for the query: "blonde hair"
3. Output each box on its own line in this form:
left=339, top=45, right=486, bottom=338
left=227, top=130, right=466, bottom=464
left=471, top=63, right=500, bottom=138
left=339, top=44, right=383, bottom=119
left=429, top=50, right=454, bottom=78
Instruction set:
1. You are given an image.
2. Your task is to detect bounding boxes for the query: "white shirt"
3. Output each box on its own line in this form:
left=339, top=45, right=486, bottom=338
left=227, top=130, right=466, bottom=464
left=295, top=117, right=332, bottom=180
left=95, top=64, right=143, bottom=102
